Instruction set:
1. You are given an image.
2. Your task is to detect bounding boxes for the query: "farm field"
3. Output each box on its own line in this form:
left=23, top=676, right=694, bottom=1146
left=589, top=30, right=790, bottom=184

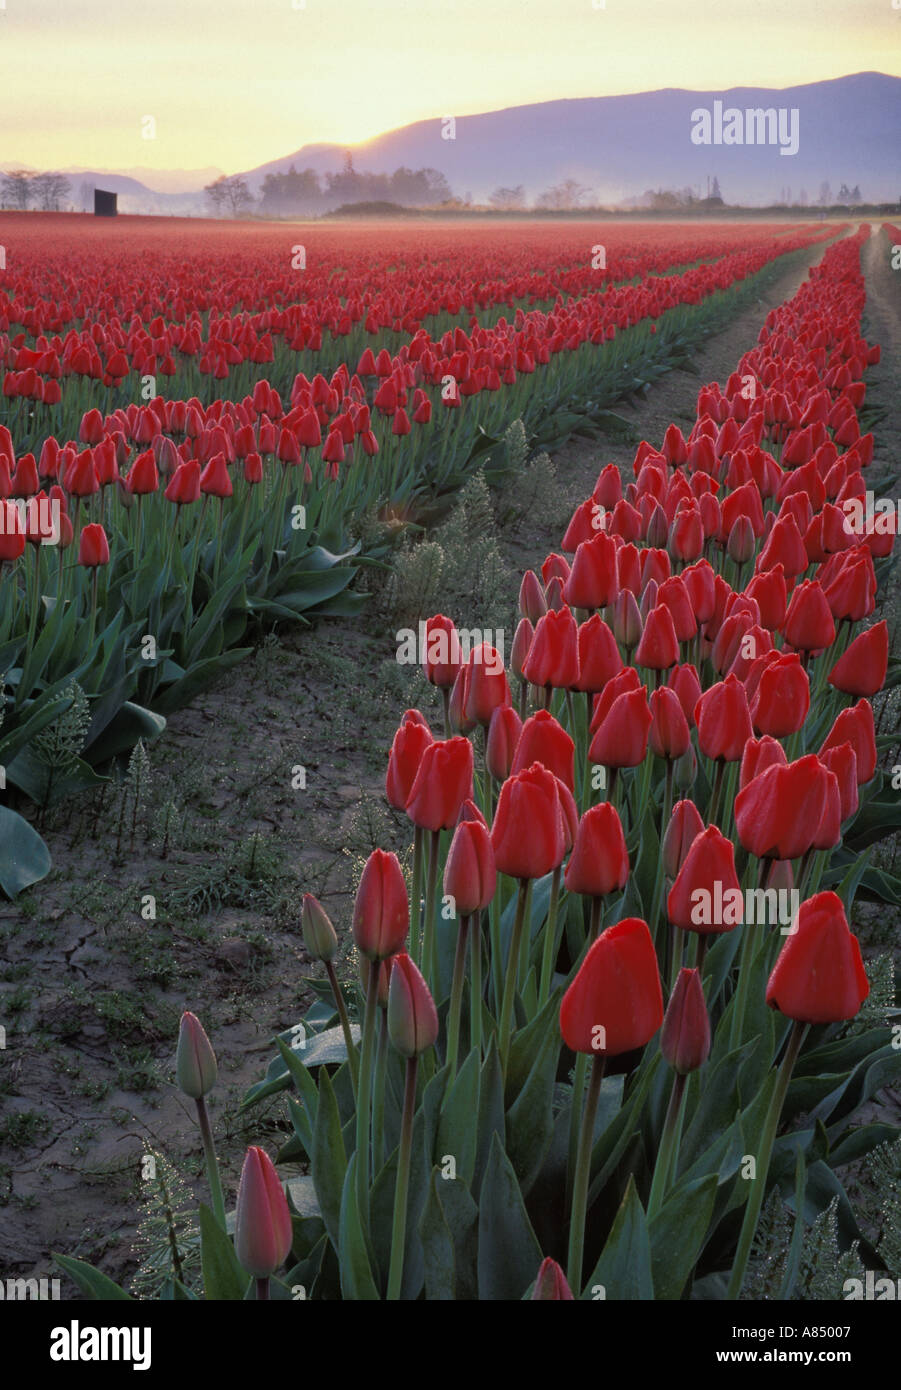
left=1, top=212, right=900, bottom=1310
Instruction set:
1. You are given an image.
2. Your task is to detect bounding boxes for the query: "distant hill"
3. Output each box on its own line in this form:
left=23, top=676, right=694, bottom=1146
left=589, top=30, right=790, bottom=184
left=237, top=72, right=901, bottom=207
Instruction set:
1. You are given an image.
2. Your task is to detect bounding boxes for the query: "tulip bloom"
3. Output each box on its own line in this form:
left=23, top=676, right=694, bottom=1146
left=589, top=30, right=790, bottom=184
left=819, top=700, right=876, bottom=784
left=662, top=799, right=706, bottom=878
left=827, top=621, right=888, bottom=697
left=588, top=686, right=652, bottom=769
left=735, top=755, right=842, bottom=861
left=491, top=762, right=567, bottom=881
left=667, top=824, right=742, bottom=933
left=523, top=606, right=580, bottom=690
left=422, top=614, right=462, bottom=689
left=459, top=645, right=511, bottom=727
left=385, top=710, right=433, bottom=811
left=560, top=917, right=663, bottom=1057
left=404, top=736, right=474, bottom=832
left=444, top=817, right=496, bottom=916
left=635, top=604, right=680, bottom=671
left=352, top=849, right=409, bottom=960
left=234, top=1146, right=293, bottom=1285
left=694, top=675, right=753, bottom=763
left=564, top=802, right=629, bottom=900
left=649, top=686, right=691, bottom=761
left=782, top=579, right=836, bottom=652
left=511, top=709, right=575, bottom=791
left=77, top=522, right=110, bottom=568
left=750, top=652, right=810, bottom=738
left=766, top=892, right=869, bottom=1024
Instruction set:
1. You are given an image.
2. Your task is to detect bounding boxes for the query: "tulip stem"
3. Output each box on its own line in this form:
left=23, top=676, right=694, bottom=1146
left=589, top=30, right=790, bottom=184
left=195, top=1097, right=227, bottom=1232
left=422, top=829, right=441, bottom=986
left=469, top=912, right=483, bottom=1055
left=499, top=878, right=529, bottom=1070
left=410, top=826, right=424, bottom=970
left=708, top=757, right=726, bottom=829
left=386, top=1056, right=418, bottom=1300
left=567, top=1052, right=605, bottom=1296
left=372, top=1010, right=389, bottom=1175
left=446, top=914, right=470, bottom=1080
left=325, top=959, right=360, bottom=1097
left=729, top=857, right=769, bottom=1050
left=538, top=866, right=563, bottom=1007
left=647, top=1072, right=687, bottom=1219
left=354, top=964, right=380, bottom=1229
left=255, top=1277, right=270, bottom=1301
left=726, top=1020, right=807, bottom=1300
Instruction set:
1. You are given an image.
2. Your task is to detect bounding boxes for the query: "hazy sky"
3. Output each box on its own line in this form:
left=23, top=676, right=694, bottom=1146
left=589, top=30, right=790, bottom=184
left=3, top=0, right=899, bottom=172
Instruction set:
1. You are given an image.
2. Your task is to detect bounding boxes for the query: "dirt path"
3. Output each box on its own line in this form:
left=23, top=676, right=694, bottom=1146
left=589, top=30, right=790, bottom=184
left=0, top=229, right=881, bottom=1294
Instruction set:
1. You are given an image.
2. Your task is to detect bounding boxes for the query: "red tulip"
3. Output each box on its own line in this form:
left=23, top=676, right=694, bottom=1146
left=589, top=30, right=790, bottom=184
left=531, top=1257, right=575, bottom=1301
left=739, top=734, right=787, bottom=790
left=200, top=451, right=233, bottom=498
left=491, top=762, right=567, bottom=880
left=164, top=458, right=201, bottom=505
left=385, top=710, right=433, bottom=812
left=522, top=607, right=580, bottom=689
left=422, top=614, right=462, bottom=689
left=766, top=892, right=869, bottom=1024
left=667, top=824, right=742, bottom=933
left=77, top=522, right=110, bottom=568
left=818, top=743, right=859, bottom=822
left=352, top=849, right=409, bottom=960
left=387, top=952, right=439, bottom=1057
left=750, top=652, right=810, bottom=737
left=235, top=1146, right=293, bottom=1279
left=735, top=755, right=842, bottom=861
left=694, top=675, right=753, bottom=763
left=827, top=621, right=888, bottom=697
left=511, top=709, right=575, bottom=791
left=559, top=918, right=663, bottom=1056
left=405, top=736, right=474, bottom=832
left=649, top=686, right=691, bottom=761
left=460, top=645, right=511, bottom=727
left=588, top=687, right=652, bottom=769
left=444, top=818, right=497, bottom=915
left=562, top=532, right=618, bottom=609
left=662, top=799, right=705, bottom=878
left=819, top=700, right=876, bottom=784
left=782, top=579, right=835, bottom=652
left=661, top=968, right=711, bottom=1074
left=634, top=604, right=680, bottom=671
left=563, top=803, right=629, bottom=898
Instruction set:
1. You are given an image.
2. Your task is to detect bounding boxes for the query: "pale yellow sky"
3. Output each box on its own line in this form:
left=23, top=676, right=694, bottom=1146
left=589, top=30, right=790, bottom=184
left=2, top=0, right=898, bottom=172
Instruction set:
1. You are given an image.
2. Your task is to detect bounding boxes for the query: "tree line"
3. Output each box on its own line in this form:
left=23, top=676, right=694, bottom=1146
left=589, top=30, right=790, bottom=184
left=1, top=170, right=72, bottom=211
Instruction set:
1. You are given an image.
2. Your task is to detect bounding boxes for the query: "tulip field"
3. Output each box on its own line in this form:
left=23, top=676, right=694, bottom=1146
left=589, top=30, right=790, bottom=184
left=3, top=213, right=901, bottom=1306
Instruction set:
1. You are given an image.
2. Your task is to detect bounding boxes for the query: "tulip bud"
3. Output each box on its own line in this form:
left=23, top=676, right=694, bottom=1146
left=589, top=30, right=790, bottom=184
left=301, top=893, right=338, bottom=962
left=531, top=1257, right=575, bottom=1300
left=175, top=1011, right=218, bottom=1099
left=612, top=588, right=642, bottom=649
left=352, top=849, right=409, bottom=961
left=387, top=952, right=439, bottom=1057
left=234, top=1146, right=293, bottom=1279
left=672, top=741, right=697, bottom=791
left=519, top=569, right=547, bottom=624
left=662, top=799, right=705, bottom=878
left=510, top=617, right=534, bottom=681
left=726, top=514, right=756, bottom=566
left=661, top=968, right=711, bottom=1074
left=444, top=818, right=497, bottom=915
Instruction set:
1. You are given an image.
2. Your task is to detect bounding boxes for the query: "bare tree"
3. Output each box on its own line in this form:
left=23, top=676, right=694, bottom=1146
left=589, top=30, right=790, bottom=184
left=30, top=172, right=71, bottom=211
left=205, top=174, right=252, bottom=217
left=489, top=185, right=526, bottom=211
left=535, top=178, right=590, bottom=211
left=2, top=170, right=34, bottom=210
left=818, top=181, right=833, bottom=206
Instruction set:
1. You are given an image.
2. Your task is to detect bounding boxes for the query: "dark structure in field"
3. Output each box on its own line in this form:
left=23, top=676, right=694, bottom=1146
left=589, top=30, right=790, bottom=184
left=93, top=189, right=117, bottom=217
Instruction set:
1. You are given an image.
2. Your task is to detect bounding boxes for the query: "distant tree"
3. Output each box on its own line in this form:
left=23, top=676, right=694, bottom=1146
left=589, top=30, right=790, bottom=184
left=535, top=178, right=589, bottom=211
left=30, top=172, right=71, bottom=211
left=489, top=185, right=526, bottom=211
left=798, top=188, right=808, bottom=206
left=818, top=181, right=832, bottom=206
left=850, top=184, right=861, bottom=204
left=259, top=166, right=322, bottom=214
left=2, top=170, right=33, bottom=210
left=837, top=183, right=851, bottom=203
left=711, top=175, right=722, bottom=200
left=205, top=175, right=252, bottom=217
